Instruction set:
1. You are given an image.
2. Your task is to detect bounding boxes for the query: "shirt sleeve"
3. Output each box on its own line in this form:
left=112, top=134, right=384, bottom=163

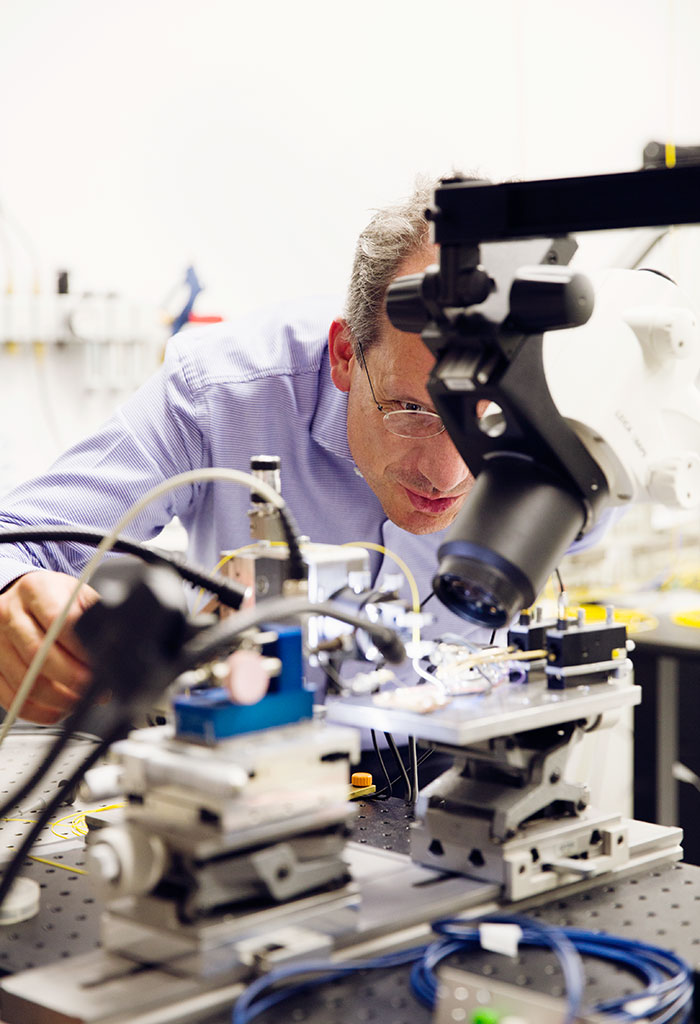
left=0, top=338, right=205, bottom=589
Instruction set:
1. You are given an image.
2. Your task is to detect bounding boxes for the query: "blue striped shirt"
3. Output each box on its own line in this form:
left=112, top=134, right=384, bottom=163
left=0, top=295, right=495, bottom=649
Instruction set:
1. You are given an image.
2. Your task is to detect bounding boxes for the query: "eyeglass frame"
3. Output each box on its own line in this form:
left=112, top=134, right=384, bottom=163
left=355, top=339, right=446, bottom=439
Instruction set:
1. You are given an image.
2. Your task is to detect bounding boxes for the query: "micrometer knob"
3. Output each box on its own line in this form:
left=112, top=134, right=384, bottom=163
left=386, top=267, right=441, bottom=333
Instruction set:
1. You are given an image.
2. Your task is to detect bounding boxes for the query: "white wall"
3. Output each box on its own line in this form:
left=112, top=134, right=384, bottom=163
left=0, top=0, right=698, bottom=480
left=2, top=0, right=699, bottom=314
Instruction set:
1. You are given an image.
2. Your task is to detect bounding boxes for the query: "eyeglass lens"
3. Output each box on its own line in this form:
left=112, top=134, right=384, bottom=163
left=383, top=410, right=445, bottom=438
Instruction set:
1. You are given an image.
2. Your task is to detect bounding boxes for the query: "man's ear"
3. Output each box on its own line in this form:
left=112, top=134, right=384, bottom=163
left=328, top=319, right=356, bottom=393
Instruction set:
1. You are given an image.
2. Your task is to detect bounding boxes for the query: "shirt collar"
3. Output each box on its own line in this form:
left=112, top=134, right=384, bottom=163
left=310, top=344, right=354, bottom=462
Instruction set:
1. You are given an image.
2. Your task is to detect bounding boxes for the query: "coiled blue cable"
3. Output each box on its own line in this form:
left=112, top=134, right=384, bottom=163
left=414, top=915, right=586, bottom=1024
left=230, top=914, right=693, bottom=1024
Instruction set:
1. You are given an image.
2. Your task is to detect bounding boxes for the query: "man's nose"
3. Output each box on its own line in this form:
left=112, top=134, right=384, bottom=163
left=415, top=430, right=469, bottom=493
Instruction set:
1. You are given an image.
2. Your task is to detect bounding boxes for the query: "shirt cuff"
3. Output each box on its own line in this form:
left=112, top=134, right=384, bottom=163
left=0, top=561, right=42, bottom=594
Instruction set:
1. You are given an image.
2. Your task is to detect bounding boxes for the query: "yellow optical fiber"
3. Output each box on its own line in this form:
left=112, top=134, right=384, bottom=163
left=343, top=541, right=421, bottom=645
left=192, top=549, right=240, bottom=613
left=27, top=854, right=87, bottom=875
left=50, top=810, right=82, bottom=839
left=192, top=540, right=292, bottom=613
left=199, top=539, right=421, bottom=645
left=50, top=803, right=125, bottom=840
left=671, top=609, right=700, bottom=629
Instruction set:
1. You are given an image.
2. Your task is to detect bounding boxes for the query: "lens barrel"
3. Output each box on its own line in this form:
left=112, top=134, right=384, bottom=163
left=434, top=457, right=586, bottom=627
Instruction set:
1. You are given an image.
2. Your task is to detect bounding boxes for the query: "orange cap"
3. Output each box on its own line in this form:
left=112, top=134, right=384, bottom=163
left=351, top=772, right=373, bottom=788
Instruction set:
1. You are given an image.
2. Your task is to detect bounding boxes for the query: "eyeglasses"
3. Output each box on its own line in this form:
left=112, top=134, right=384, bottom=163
left=356, top=341, right=446, bottom=439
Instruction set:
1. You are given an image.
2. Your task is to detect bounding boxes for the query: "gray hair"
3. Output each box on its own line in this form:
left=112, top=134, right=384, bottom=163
left=343, top=177, right=436, bottom=354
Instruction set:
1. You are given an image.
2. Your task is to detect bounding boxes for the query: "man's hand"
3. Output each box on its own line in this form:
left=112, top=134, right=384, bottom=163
left=0, top=571, right=100, bottom=724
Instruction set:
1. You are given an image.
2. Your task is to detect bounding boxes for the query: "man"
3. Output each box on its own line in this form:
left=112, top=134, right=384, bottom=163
left=0, top=180, right=488, bottom=724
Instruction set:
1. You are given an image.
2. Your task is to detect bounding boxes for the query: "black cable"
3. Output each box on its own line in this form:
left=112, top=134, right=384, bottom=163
left=0, top=721, right=124, bottom=909
left=179, top=595, right=405, bottom=671
left=0, top=660, right=124, bottom=823
left=320, top=655, right=344, bottom=697
left=488, top=628, right=497, bottom=644
left=0, top=526, right=247, bottom=609
left=0, top=715, right=94, bottom=822
left=629, top=227, right=669, bottom=268
left=6, top=724, right=98, bottom=742
left=275, top=506, right=306, bottom=583
left=0, top=558, right=190, bottom=822
left=369, top=748, right=433, bottom=801
left=383, top=731, right=413, bottom=803
left=419, top=590, right=435, bottom=610
left=370, top=729, right=392, bottom=798
left=555, top=567, right=565, bottom=594
left=408, top=736, right=419, bottom=804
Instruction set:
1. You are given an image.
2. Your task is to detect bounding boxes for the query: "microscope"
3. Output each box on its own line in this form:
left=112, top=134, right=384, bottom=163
left=328, top=164, right=700, bottom=898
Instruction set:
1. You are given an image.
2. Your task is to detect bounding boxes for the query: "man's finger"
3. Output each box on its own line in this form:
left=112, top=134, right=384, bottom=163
left=28, top=582, right=100, bottom=665
left=0, top=675, right=63, bottom=726
left=0, top=572, right=99, bottom=724
left=0, top=638, right=87, bottom=716
left=5, top=607, right=92, bottom=692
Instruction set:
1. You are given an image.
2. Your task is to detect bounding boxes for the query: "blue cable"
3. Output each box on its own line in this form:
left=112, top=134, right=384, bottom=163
left=231, top=945, right=427, bottom=1024
left=418, top=916, right=586, bottom=1024
left=230, top=915, right=693, bottom=1024
left=558, top=927, right=693, bottom=1018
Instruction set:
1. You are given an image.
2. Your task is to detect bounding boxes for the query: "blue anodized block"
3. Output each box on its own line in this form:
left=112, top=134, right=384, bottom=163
left=173, top=623, right=311, bottom=742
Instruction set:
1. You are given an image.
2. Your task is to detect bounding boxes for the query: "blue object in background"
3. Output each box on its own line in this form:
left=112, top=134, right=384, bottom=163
left=173, top=623, right=311, bottom=742
left=170, top=265, right=203, bottom=336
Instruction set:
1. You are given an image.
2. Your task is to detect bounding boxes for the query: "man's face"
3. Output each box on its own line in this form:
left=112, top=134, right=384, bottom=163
left=329, top=248, right=475, bottom=535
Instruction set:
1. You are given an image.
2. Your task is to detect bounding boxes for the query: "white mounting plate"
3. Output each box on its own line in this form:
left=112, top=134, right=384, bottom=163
left=324, top=669, right=640, bottom=746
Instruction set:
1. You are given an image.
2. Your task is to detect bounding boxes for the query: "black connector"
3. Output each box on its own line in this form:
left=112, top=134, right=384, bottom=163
left=546, top=622, right=627, bottom=668
left=74, top=562, right=191, bottom=722
left=508, top=610, right=556, bottom=653
left=546, top=619, right=627, bottom=689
